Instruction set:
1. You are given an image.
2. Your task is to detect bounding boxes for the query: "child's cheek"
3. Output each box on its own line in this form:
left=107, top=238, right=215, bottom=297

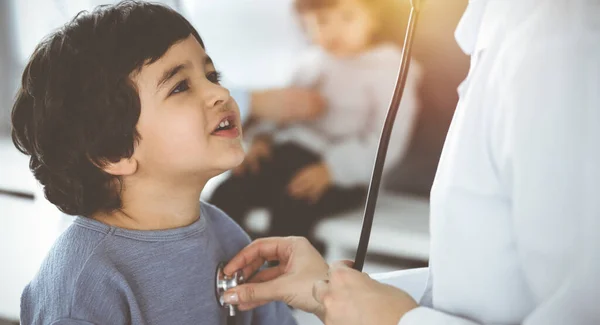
left=160, top=112, right=206, bottom=150
left=136, top=106, right=206, bottom=162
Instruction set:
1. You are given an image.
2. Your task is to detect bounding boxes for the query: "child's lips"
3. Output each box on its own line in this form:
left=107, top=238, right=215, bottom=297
left=212, top=127, right=240, bottom=138
left=211, top=113, right=240, bottom=138
left=213, top=114, right=231, bottom=129
left=212, top=114, right=235, bottom=131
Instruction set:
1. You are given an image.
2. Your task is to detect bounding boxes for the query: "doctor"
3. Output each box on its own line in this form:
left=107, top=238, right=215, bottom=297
left=221, top=0, right=600, bottom=324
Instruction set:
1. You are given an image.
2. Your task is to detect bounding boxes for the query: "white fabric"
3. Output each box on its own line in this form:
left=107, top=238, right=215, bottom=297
left=252, top=44, right=421, bottom=187
left=400, top=0, right=600, bottom=324
left=454, top=0, right=489, bottom=55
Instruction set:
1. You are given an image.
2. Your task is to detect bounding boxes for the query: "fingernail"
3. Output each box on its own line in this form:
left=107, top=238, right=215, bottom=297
left=224, top=292, right=239, bottom=304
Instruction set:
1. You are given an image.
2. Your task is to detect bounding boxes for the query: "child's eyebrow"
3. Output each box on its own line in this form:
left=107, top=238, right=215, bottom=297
left=156, top=61, right=191, bottom=91
left=204, top=55, right=214, bottom=67
left=155, top=55, right=214, bottom=92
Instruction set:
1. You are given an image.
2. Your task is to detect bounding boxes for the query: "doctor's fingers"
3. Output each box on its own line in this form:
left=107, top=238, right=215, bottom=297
left=237, top=301, right=269, bottom=312
left=328, top=260, right=370, bottom=285
left=248, top=264, right=286, bottom=284
left=240, top=258, right=271, bottom=281
left=314, top=262, right=358, bottom=303
left=224, top=279, right=284, bottom=307
left=331, top=259, right=354, bottom=269
left=224, top=237, right=295, bottom=276
left=330, top=260, right=359, bottom=273
left=313, top=279, right=349, bottom=325
left=312, top=279, right=331, bottom=304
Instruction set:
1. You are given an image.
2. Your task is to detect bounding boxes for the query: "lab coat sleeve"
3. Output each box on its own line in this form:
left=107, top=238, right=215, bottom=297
left=400, top=25, right=600, bottom=325
left=324, top=59, right=421, bottom=187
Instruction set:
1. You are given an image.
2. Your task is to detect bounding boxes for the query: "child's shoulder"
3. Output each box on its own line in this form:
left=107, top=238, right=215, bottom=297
left=21, top=219, right=116, bottom=322
left=32, top=219, right=112, bottom=282
left=201, top=201, right=252, bottom=256
left=200, top=200, right=242, bottom=228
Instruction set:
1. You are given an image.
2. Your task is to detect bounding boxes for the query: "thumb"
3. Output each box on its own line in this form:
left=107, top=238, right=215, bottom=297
left=334, top=260, right=355, bottom=269
left=312, top=279, right=330, bottom=304
left=223, top=280, right=281, bottom=305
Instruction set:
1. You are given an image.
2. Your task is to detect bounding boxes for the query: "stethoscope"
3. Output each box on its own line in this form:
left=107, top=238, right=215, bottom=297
left=216, top=0, right=423, bottom=320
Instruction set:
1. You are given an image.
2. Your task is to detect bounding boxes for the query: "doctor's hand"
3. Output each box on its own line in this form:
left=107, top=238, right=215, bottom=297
left=313, top=261, right=419, bottom=325
left=223, top=237, right=328, bottom=317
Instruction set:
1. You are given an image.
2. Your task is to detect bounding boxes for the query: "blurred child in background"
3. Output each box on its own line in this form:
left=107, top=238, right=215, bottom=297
left=210, top=0, right=421, bottom=251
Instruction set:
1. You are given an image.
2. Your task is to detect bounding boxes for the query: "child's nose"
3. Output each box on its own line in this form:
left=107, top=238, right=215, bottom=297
left=202, top=82, right=230, bottom=109
left=324, top=37, right=341, bottom=51
left=322, top=29, right=342, bottom=49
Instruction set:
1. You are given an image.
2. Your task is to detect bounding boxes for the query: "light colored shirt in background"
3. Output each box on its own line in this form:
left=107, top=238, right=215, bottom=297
left=250, top=44, right=421, bottom=188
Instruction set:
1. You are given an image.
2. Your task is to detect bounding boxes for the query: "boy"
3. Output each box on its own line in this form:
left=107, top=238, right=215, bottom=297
left=11, top=1, right=297, bottom=324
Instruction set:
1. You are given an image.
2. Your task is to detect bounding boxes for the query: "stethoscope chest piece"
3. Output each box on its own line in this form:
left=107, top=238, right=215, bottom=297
left=215, top=262, right=245, bottom=316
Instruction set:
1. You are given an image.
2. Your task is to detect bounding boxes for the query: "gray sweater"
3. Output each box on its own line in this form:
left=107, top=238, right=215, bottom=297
left=20, top=202, right=297, bottom=325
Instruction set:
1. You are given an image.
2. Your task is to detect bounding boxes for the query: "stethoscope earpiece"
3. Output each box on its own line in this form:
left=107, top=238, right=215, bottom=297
left=215, top=262, right=245, bottom=317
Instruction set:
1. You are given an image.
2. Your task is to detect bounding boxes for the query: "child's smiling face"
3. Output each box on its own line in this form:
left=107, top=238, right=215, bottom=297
left=129, top=35, right=245, bottom=182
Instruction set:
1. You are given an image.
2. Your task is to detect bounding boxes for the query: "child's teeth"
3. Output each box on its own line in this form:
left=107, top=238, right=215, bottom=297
left=220, top=122, right=225, bottom=128
left=225, top=120, right=230, bottom=126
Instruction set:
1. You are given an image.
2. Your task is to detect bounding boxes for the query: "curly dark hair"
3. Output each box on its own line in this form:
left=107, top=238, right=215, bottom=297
left=11, top=1, right=204, bottom=217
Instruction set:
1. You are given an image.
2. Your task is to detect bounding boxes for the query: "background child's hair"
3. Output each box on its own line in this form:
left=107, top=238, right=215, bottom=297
left=294, top=0, right=409, bottom=47
left=11, top=1, right=204, bottom=217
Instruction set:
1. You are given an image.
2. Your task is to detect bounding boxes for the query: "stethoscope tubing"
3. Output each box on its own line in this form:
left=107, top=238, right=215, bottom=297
left=353, top=0, right=423, bottom=272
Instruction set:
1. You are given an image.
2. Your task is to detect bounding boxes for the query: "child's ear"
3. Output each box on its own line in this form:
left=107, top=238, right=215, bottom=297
left=102, top=157, right=138, bottom=176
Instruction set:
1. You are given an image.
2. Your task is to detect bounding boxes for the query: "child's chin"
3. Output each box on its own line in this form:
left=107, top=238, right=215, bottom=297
left=218, top=154, right=246, bottom=173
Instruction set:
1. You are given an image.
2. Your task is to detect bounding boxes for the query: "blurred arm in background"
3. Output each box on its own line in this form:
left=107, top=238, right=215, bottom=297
left=231, top=87, right=325, bottom=125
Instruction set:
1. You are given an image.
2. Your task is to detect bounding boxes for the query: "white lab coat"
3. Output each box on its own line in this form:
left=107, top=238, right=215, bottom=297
left=400, top=0, right=600, bottom=324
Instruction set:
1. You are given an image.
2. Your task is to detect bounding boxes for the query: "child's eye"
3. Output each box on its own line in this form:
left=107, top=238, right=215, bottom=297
left=170, top=80, right=190, bottom=96
left=207, top=71, right=222, bottom=84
